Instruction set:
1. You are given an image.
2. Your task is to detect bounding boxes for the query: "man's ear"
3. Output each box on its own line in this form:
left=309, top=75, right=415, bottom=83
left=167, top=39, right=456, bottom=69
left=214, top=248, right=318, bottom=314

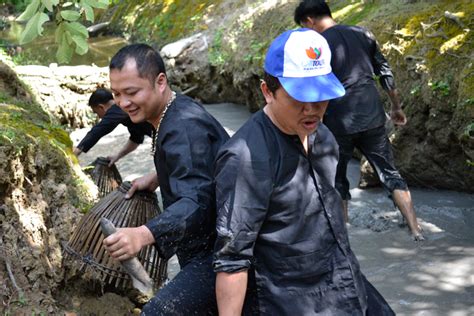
left=260, top=80, right=275, bottom=104
left=155, top=73, right=167, bottom=92
left=303, top=16, right=315, bottom=30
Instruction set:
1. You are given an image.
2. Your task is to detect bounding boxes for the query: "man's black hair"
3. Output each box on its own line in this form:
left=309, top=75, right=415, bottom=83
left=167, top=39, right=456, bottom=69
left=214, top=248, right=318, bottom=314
left=89, top=88, right=113, bottom=107
left=294, top=0, right=332, bottom=25
left=263, top=72, right=281, bottom=95
left=109, top=43, right=166, bottom=83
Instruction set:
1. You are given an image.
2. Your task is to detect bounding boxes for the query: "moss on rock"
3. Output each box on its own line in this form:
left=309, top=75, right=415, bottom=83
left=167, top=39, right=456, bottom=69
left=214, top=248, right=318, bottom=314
left=0, top=55, right=97, bottom=314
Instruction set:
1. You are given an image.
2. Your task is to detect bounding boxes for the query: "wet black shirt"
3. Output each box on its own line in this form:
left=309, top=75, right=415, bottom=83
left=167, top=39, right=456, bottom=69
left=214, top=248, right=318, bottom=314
left=322, top=25, right=395, bottom=135
left=213, top=111, right=367, bottom=314
left=145, top=94, right=229, bottom=266
left=77, top=104, right=153, bottom=153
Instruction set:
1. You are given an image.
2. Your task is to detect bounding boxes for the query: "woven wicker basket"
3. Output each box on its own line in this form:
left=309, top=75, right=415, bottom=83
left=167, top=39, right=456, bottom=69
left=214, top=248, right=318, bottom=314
left=84, top=157, right=122, bottom=198
left=64, top=181, right=167, bottom=290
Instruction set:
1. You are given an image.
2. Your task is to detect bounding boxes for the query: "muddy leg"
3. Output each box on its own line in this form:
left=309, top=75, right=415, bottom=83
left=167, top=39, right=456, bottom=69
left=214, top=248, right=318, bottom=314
left=392, top=189, right=424, bottom=241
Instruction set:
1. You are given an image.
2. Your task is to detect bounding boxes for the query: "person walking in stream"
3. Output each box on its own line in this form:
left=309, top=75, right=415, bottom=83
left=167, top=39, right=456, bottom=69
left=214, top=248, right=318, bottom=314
left=294, top=0, right=424, bottom=240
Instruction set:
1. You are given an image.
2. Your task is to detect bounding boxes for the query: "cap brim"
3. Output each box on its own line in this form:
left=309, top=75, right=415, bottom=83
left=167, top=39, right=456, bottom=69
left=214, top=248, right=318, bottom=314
left=278, top=72, right=345, bottom=102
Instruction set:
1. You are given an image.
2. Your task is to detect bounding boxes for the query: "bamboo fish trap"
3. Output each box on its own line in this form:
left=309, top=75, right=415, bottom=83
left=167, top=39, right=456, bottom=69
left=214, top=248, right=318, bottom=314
left=64, top=181, right=167, bottom=291
left=84, top=157, right=122, bottom=198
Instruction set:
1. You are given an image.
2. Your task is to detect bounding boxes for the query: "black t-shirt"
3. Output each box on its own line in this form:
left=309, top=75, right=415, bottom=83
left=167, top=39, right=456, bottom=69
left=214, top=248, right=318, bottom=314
left=322, top=25, right=395, bottom=135
left=144, top=93, right=230, bottom=266
left=77, top=104, right=153, bottom=152
left=213, top=110, right=368, bottom=314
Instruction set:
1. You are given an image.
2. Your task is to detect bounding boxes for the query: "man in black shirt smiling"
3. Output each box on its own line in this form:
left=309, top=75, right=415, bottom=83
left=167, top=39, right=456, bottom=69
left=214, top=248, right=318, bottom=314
left=73, top=88, right=153, bottom=166
left=103, top=44, right=229, bottom=315
left=295, top=0, right=424, bottom=240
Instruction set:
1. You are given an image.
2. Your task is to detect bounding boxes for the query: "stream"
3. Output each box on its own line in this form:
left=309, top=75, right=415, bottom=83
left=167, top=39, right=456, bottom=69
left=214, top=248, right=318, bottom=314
left=0, top=22, right=127, bottom=66
left=3, top=8, right=472, bottom=316
left=71, top=102, right=474, bottom=316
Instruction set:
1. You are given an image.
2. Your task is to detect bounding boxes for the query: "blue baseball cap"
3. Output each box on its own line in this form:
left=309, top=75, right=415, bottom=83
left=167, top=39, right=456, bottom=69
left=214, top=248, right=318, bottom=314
left=264, top=28, right=345, bottom=102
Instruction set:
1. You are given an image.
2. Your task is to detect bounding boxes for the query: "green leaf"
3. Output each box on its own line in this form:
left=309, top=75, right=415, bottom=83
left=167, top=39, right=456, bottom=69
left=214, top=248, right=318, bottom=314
left=81, top=1, right=95, bottom=22
left=54, top=23, right=64, bottom=43
left=65, top=30, right=73, bottom=45
left=57, top=34, right=74, bottom=63
left=41, top=0, right=53, bottom=12
left=65, top=22, right=89, bottom=38
left=16, top=0, right=41, bottom=22
left=84, top=0, right=109, bottom=9
left=61, top=10, right=81, bottom=22
left=72, top=35, right=89, bottom=55
left=19, top=11, right=49, bottom=44
left=36, top=13, right=50, bottom=35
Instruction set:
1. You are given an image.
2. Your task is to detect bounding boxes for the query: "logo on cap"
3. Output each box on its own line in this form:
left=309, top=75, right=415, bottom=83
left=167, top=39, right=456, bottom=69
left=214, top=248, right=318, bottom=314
left=305, top=47, right=322, bottom=60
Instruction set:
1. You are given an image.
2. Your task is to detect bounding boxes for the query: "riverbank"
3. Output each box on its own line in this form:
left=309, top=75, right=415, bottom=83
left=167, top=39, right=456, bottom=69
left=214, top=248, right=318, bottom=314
left=72, top=102, right=474, bottom=316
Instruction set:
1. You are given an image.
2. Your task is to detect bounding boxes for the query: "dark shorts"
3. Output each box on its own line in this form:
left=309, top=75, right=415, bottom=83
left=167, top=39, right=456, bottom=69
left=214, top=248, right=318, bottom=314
left=141, top=254, right=217, bottom=316
left=334, top=125, right=408, bottom=200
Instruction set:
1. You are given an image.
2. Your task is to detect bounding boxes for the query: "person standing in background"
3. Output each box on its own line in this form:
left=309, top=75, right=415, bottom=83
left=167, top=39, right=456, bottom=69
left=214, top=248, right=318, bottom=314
left=73, top=88, right=153, bottom=166
left=294, top=0, right=424, bottom=240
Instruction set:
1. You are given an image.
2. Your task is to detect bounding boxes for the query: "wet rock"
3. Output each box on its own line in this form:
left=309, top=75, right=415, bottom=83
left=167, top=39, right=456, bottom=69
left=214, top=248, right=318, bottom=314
left=350, top=208, right=402, bottom=232
left=15, top=64, right=109, bottom=129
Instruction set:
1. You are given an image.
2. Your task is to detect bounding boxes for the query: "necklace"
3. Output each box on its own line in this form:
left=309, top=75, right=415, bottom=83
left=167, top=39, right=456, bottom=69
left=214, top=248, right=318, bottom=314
left=151, top=91, right=176, bottom=156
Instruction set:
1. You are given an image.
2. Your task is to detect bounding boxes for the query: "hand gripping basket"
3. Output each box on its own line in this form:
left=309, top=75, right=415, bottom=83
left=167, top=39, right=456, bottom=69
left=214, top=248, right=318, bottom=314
left=64, top=181, right=167, bottom=291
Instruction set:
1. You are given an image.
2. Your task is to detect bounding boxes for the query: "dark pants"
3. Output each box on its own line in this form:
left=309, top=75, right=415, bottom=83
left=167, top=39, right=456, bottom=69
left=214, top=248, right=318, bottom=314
left=334, top=125, right=408, bottom=200
left=141, top=254, right=217, bottom=316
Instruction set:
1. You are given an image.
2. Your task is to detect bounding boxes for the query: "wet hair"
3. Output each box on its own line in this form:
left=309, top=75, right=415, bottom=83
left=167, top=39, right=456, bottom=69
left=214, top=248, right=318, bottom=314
left=294, top=0, right=332, bottom=25
left=89, top=88, right=113, bottom=107
left=109, top=43, right=166, bottom=84
left=263, top=72, right=282, bottom=95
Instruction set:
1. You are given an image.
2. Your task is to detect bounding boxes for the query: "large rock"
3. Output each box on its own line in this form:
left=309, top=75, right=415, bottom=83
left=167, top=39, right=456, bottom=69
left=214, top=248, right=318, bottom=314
left=15, top=64, right=109, bottom=128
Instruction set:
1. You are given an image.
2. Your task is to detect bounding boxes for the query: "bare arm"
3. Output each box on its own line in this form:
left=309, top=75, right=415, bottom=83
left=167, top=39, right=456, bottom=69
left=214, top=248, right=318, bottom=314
left=73, top=147, right=82, bottom=156
left=216, top=271, right=248, bottom=316
left=108, top=140, right=140, bottom=166
left=387, top=89, right=407, bottom=126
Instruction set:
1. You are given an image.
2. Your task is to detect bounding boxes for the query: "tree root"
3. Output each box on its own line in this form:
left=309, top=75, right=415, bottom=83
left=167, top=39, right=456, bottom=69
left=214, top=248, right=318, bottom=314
left=0, top=240, right=24, bottom=299
left=424, top=29, right=448, bottom=40
left=420, top=18, right=442, bottom=32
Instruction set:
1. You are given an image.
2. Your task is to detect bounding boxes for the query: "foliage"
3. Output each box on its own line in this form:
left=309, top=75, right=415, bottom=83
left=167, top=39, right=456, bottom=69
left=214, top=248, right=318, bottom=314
left=430, top=79, right=451, bottom=97
left=462, top=122, right=474, bottom=138
left=16, top=0, right=109, bottom=63
left=208, top=28, right=228, bottom=66
left=0, top=0, right=30, bottom=12
left=109, top=0, right=220, bottom=48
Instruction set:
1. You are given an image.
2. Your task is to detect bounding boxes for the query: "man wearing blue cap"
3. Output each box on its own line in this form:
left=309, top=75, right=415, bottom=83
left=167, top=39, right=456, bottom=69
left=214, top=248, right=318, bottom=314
left=213, top=29, right=394, bottom=315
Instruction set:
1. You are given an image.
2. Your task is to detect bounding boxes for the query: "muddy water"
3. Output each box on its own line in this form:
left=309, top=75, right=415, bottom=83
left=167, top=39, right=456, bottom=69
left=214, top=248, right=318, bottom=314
left=70, top=102, right=474, bottom=315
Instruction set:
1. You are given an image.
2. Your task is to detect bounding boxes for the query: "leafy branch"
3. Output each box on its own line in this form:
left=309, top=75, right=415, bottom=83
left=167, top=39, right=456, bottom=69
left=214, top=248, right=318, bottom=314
left=16, top=0, right=109, bottom=63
